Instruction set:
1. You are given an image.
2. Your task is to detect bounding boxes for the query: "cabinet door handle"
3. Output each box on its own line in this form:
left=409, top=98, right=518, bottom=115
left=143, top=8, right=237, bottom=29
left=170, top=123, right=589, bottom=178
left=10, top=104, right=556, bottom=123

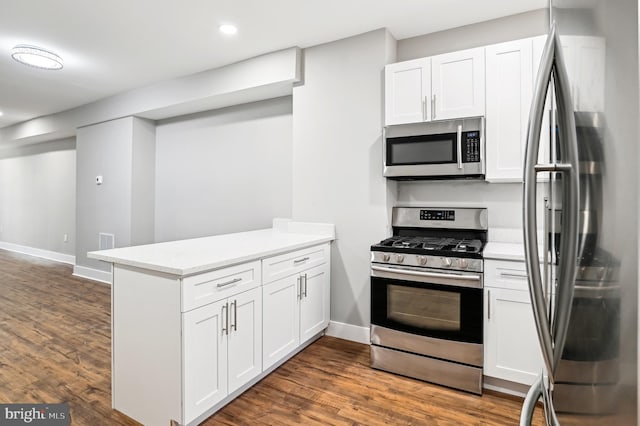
left=296, top=276, right=301, bottom=300
left=499, top=271, right=529, bottom=279
left=432, top=94, right=436, bottom=120
left=217, top=277, right=242, bottom=288
left=221, top=303, right=228, bottom=335
left=294, top=257, right=310, bottom=264
left=303, top=273, right=308, bottom=298
left=231, top=300, right=237, bottom=332
left=487, top=290, right=491, bottom=320
left=422, top=96, right=427, bottom=121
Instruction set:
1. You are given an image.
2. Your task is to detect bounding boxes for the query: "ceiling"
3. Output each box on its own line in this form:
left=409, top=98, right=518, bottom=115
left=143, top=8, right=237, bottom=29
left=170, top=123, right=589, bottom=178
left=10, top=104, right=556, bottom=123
left=0, top=0, right=547, bottom=129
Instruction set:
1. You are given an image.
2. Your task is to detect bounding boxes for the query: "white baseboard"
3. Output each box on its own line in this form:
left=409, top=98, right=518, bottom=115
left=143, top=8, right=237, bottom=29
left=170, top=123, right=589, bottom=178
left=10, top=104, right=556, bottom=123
left=0, top=241, right=75, bottom=265
left=73, top=265, right=112, bottom=284
left=325, top=321, right=370, bottom=344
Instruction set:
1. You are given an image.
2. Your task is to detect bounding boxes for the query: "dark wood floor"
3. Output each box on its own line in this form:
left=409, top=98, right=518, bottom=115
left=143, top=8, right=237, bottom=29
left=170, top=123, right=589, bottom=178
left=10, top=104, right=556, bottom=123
left=0, top=249, right=545, bottom=425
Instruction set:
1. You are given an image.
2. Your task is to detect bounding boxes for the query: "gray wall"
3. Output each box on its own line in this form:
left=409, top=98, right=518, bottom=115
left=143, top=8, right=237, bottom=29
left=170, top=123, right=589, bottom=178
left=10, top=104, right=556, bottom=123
left=154, top=97, right=293, bottom=242
left=0, top=138, right=76, bottom=255
left=398, top=9, right=548, bottom=61
left=398, top=181, right=528, bottom=231
left=76, top=117, right=155, bottom=271
left=292, top=29, right=397, bottom=328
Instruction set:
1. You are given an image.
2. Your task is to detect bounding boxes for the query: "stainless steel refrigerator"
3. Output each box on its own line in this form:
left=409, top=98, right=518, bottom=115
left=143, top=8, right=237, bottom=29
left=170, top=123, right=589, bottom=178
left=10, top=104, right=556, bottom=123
left=520, top=1, right=638, bottom=425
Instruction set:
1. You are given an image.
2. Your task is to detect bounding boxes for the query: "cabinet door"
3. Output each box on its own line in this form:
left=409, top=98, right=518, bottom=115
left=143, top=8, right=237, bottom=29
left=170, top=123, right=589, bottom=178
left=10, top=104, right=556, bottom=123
left=227, top=287, right=262, bottom=394
left=485, top=39, right=533, bottom=182
left=484, top=288, right=544, bottom=385
left=262, top=275, right=300, bottom=370
left=183, top=299, right=228, bottom=424
left=384, top=58, right=431, bottom=125
left=431, top=48, right=485, bottom=120
left=299, top=264, right=330, bottom=343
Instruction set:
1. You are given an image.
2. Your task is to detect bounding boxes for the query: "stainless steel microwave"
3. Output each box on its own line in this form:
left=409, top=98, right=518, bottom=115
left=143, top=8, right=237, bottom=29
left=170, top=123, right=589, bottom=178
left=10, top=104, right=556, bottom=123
left=383, top=117, right=485, bottom=180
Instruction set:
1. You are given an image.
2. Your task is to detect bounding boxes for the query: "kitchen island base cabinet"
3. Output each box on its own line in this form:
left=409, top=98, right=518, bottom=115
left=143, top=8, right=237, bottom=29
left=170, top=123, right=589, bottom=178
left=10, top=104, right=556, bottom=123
left=263, top=262, right=330, bottom=371
left=106, top=237, right=332, bottom=426
left=183, top=287, right=262, bottom=424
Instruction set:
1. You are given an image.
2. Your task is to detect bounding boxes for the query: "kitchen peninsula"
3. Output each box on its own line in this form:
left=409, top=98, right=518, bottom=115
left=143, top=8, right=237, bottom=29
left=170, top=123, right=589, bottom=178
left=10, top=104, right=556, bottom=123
left=89, top=219, right=335, bottom=426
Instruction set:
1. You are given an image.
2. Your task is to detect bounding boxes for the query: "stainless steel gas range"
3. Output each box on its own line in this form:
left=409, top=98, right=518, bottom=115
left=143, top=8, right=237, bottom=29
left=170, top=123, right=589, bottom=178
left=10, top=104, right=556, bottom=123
left=370, top=207, right=488, bottom=394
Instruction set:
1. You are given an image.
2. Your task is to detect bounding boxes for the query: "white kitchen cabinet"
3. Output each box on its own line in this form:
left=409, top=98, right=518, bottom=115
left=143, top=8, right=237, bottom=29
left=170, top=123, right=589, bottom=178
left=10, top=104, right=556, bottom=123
left=431, top=47, right=485, bottom=120
left=384, top=47, right=484, bottom=126
left=484, top=260, right=544, bottom=386
left=183, top=286, right=262, bottom=424
left=485, top=39, right=533, bottom=182
left=183, top=298, right=228, bottom=422
left=485, top=36, right=551, bottom=182
left=384, top=58, right=431, bottom=126
left=262, top=245, right=330, bottom=371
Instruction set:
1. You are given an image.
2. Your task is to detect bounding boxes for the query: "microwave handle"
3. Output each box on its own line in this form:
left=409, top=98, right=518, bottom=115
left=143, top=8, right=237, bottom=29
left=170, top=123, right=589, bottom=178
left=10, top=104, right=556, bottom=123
left=456, top=125, right=463, bottom=169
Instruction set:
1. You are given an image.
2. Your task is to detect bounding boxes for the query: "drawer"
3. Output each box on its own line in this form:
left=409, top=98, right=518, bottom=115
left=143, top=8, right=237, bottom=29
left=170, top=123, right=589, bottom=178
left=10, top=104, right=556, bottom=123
left=485, top=259, right=530, bottom=291
left=262, top=243, right=329, bottom=284
left=182, top=260, right=261, bottom=311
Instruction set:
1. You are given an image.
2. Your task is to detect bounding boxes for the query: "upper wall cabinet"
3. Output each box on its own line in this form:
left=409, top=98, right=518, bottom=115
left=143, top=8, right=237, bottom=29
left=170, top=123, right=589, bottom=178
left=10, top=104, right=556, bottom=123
left=384, top=47, right=485, bottom=126
left=486, top=36, right=551, bottom=182
left=384, top=58, right=431, bottom=125
left=485, top=39, right=534, bottom=182
left=431, top=48, right=486, bottom=120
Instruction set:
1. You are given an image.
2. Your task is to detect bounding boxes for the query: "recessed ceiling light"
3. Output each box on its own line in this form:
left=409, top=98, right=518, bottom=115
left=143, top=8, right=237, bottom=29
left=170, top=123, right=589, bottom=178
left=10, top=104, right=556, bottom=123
left=11, top=45, right=63, bottom=70
left=219, top=24, right=238, bottom=35
left=0, top=111, right=3, bottom=117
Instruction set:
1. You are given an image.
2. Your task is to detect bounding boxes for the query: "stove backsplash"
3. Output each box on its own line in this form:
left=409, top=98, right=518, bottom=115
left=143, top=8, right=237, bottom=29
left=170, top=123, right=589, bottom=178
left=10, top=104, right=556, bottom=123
left=395, top=180, right=548, bottom=233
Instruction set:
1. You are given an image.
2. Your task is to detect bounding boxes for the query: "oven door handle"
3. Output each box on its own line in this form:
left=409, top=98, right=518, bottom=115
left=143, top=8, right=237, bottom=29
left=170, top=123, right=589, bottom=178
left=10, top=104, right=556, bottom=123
left=371, top=265, right=482, bottom=289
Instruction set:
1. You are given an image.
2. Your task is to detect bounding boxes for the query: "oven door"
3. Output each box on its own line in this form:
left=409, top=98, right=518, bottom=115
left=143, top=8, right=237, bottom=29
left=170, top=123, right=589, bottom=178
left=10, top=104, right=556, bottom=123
left=370, top=264, right=483, bottom=344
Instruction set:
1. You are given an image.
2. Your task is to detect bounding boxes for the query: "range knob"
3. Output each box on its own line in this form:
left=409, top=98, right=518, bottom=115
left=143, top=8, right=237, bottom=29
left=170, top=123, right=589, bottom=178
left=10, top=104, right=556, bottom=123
left=417, top=255, right=428, bottom=266
left=395, top=254, right=405, bottom=263
left=442, top=257, right=452, bottom=267
left=458, top=258, right=468, bottom=269
left=382, top=253, right=390, bottom=262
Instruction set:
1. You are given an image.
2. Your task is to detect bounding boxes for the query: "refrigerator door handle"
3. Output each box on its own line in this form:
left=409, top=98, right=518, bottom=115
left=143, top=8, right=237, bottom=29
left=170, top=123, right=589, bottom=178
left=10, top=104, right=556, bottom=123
left=523, top=24, right=556, bottom=381
left=547, top=24, right=580, bottom=372
left=522, top=22, right=580, bottom=382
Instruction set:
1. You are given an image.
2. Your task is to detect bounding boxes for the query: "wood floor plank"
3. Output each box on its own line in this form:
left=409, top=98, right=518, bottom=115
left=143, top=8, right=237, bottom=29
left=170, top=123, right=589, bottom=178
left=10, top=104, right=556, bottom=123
left=0, top=248, right=545, bottom=425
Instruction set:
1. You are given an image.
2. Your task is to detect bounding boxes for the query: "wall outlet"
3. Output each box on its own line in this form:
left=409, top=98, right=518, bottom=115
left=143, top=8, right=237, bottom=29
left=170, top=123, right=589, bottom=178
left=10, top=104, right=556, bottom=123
left=96, top=175, right=103, bottom=185
left=63, top=234, right=69, bottom=243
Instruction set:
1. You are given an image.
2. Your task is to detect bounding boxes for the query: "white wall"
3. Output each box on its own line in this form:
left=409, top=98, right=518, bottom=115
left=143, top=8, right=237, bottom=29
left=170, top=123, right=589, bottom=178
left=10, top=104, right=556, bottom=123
left=292, top=29, right=397, bottom=328
left=154, top=97, right=293, bottom=242
left=0, top=138, right=76, bottom=256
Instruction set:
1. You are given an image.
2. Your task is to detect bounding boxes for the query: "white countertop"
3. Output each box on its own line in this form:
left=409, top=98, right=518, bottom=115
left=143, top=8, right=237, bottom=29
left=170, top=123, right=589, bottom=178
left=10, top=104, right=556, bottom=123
left=484, top=241, right=527, bottom=261
left=485, top=228, right=543, bottom=262
left=88, top=220, right=335, bottom=276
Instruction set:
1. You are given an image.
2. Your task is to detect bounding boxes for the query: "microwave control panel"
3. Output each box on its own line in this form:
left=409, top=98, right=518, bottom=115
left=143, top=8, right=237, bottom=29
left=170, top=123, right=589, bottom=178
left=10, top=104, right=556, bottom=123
left=462, top=131, right=481, bottom=163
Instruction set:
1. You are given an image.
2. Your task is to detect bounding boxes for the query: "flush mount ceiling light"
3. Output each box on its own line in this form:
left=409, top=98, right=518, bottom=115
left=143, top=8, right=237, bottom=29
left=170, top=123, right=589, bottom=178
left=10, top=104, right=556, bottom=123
left=219, top=24, right=238, bottom=35
left=11, top=45, right=63, bottom=70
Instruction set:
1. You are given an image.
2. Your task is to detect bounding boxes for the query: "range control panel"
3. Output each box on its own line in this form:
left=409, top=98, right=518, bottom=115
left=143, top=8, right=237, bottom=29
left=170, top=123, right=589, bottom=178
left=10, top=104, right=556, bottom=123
left=462, top=131, right=481, bottom=163
left=420, top=210, right=455, bottom=221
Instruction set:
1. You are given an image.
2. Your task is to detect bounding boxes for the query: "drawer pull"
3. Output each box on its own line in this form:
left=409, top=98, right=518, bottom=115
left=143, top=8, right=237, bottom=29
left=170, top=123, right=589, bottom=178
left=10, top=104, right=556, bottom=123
left=216, top=277, right=242, bottom=288
left=293, top=257, right=310, bottom=264
left=499, top=271, right=528, bottom=279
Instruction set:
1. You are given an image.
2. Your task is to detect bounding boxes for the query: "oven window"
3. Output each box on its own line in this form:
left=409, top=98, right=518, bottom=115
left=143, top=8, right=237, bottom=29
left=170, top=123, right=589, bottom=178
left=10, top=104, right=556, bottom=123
left=389, top=139, right=454, bottom=165
left=387, top=284, right=461, bottom=331
left=371, top=276, right=482, bottom=344
left=386, top=133, right=457, bottom=166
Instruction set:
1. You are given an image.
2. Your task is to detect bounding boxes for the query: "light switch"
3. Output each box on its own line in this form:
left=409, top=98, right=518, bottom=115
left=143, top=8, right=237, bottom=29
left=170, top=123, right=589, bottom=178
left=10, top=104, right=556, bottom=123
left=96, top=175, right=103, bottom=185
